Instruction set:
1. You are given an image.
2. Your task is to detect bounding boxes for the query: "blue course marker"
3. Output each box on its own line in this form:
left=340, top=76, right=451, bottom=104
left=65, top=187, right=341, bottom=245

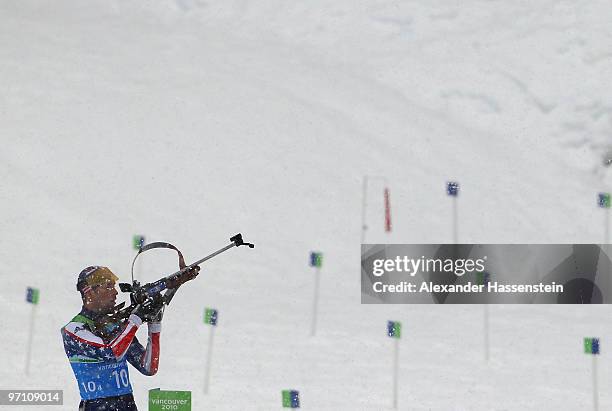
left=584, top=337, right=600, bottom=355
left=282, top=390, right=300, bottom=408
left=447, top=181, right=459, bottom=196
left=387, top=321, right=401, bottom=339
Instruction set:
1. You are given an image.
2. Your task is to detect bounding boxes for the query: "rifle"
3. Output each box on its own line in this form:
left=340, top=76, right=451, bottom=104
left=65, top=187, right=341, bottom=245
left=91, top=233, right=254, bottom=341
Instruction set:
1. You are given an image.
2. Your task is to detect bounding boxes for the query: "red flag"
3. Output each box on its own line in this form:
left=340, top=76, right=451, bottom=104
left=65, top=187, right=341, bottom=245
left=384, top=187, right=392, bottom=232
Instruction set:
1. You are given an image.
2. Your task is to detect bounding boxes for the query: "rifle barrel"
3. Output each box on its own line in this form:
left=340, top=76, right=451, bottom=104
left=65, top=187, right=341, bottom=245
left=164, top=242, right=236, bottom=280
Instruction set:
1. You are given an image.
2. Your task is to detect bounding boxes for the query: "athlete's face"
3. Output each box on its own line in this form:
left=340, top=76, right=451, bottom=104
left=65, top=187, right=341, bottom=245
left=84, top=279, right=118, bottom=314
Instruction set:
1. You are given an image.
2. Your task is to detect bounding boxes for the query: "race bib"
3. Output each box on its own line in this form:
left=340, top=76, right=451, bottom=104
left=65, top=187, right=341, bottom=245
left=71, top=359, right=133, bottom=400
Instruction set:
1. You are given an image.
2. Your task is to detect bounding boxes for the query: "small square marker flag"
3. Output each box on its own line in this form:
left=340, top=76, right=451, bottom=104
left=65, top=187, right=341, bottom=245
left=476, top=272, right=490, bottom=286
left=282, top=390, right=300, bottom=408
left=309, top=252, right=322, bottom=268
left=133, top=235, right=145, bottom=250
left=447, top=181, right=459, bottom=196
left=204, top=308, right=218, bottom=326
left=387, top=321, right=401, bottom=339
left=26, top=287, right=39, bottom=305
left=584, top=337, right=600, bottom=355
left=598, top=193, right=611, bottom=208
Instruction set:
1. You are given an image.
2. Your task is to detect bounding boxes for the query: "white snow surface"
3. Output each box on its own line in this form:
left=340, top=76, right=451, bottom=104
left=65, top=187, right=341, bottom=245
left=1, top=1, right=612, bottom=410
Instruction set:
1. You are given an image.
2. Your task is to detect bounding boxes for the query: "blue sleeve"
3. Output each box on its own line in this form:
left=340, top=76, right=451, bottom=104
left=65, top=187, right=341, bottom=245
left=126, top=325, right=161, bottom=377
left=126, top=337, right=150, bottom=375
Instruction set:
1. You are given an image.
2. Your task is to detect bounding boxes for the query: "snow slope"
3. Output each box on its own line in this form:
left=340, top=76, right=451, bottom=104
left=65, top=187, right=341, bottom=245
left=1, top=1, right=611, bottom=409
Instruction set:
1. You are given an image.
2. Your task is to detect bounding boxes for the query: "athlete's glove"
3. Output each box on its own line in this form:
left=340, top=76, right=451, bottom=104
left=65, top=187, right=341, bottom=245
left=167, top=265, right=201, bottom=289
left=179, top=265, right=200, bottom=284
left=132, top=294, right=165, bottom=322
